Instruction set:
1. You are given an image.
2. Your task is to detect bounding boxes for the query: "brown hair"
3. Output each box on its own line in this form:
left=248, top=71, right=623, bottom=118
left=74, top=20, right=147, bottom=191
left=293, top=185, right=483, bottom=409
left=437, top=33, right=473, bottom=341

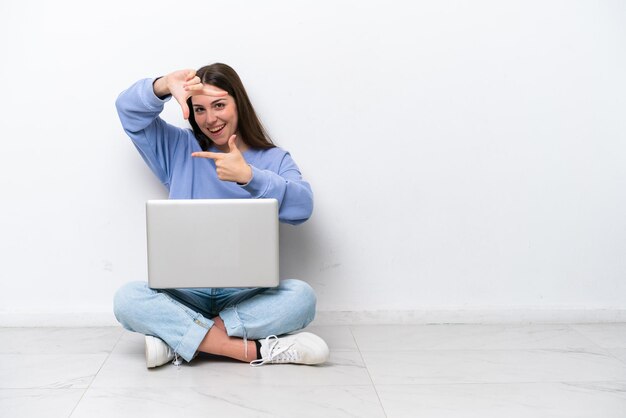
left=187, top=63, right=275, bottom=151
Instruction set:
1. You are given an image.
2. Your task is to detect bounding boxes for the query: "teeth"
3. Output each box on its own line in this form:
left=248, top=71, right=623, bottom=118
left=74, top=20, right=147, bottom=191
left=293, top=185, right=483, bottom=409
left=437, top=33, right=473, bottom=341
left=209, top=124, right=225, bottom=133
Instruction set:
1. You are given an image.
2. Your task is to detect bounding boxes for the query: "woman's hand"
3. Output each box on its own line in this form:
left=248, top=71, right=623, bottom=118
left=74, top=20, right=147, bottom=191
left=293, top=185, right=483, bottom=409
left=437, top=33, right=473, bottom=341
left=191, top=135, right=253, bottom=184
left=153, top=69, right=227, bottom=120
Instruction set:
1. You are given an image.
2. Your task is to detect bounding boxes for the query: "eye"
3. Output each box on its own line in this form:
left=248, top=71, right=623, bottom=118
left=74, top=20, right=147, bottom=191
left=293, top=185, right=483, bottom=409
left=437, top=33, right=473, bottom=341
left=214, top=102, right=226, bottom=109
left=193, top=107, right=205, bottom=114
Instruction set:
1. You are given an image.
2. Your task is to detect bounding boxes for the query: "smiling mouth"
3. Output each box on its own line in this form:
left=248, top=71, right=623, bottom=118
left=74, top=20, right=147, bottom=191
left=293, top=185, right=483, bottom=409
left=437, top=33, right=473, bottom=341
left=208, top=124, right=226, bottom=134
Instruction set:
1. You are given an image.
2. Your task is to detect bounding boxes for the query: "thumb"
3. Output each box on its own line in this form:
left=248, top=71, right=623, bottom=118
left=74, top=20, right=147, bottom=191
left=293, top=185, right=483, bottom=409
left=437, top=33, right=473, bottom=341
left=185, top=69, right=196, bottom=81
left=180, top=100, right=190, bottom=120
left=228, top=135, right=238, bottom=152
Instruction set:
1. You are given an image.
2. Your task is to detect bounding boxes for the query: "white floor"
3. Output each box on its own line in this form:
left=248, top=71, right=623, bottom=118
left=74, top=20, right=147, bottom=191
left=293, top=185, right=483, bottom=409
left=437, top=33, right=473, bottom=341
left=1, top=323, right=626, bottom=417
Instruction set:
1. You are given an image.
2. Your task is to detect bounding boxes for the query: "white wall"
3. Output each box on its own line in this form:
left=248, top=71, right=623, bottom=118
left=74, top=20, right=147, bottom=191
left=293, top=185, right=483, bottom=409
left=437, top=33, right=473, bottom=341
left=1, top=0, right=625, bottom=325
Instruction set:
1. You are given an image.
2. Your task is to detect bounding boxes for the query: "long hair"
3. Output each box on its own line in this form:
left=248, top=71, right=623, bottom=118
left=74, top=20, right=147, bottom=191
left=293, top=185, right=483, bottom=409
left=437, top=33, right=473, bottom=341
left=187, top=63, right=275, bottom=151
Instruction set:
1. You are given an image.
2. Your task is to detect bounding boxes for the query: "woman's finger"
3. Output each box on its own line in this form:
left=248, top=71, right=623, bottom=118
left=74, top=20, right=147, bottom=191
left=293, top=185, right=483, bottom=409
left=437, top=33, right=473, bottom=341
left=178, top=99, right=190, bottom=120
left=187, top=87, right=229, bottom=97
left=191, top=151, right=221, bottom=160
left=202, top=85, right=228, bottom=96
left=184, top=70, right=196, bottom=81
left=184, top=83, right=205, bottom=91
left=183, top=76, right=202, bottom=88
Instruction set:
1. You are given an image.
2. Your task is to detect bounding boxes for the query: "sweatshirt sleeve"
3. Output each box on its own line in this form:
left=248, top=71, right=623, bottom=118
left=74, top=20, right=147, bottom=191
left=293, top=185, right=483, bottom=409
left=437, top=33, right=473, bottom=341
left=241, top=152, right=314, bottom=225
left=115, top=78, right=186, bottom=187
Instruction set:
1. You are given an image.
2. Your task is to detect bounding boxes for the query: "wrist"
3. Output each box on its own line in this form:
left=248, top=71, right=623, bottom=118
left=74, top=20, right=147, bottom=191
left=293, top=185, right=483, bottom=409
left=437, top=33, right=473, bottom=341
left=237, top=165, right=253, bottom=185
left=152, top=76, right=171, bottom=98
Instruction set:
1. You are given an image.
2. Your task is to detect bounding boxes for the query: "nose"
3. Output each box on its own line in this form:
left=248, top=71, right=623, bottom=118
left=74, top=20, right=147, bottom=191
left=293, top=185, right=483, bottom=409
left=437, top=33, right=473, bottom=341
left=206, top=109, right=218, bottom=124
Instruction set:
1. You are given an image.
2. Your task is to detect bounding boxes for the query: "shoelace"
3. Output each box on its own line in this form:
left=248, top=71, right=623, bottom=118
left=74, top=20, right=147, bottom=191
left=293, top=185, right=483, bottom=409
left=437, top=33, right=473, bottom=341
left=250, top=335, right=298, bottom=367
left=172, top=352, right=182, bottom=367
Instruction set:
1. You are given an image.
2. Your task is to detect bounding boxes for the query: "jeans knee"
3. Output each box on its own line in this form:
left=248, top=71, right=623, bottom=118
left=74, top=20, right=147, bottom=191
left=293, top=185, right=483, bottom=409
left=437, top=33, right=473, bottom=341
left=282, top=279, right=317, bottom=327
left=113, top=281, right=150, bottom=327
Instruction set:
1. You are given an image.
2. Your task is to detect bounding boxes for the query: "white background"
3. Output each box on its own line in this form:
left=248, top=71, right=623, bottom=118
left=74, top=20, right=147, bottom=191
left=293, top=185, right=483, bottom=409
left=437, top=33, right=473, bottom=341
left=1, top=0, right=625, bottom=324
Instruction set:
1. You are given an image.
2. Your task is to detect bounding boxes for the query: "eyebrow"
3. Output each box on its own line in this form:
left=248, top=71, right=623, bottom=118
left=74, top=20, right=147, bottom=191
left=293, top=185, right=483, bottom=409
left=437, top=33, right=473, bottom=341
left=192, top=99, right=226, bottom=108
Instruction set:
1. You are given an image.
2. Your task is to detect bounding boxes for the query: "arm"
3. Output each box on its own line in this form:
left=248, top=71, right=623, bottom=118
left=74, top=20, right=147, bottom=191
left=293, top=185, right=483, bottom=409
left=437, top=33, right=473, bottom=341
left=190, top=139, right=313, bottom=224
left=242, top=152, right=314, bottom=225
left=115, top=78, right=184, bottom=186
left=115, top=70, right=227, bottom=185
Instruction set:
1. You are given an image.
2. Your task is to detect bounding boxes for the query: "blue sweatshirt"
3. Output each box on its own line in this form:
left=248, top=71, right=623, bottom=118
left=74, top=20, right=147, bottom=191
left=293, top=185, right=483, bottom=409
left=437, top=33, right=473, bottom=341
left=116, top=78, right=313, bottom=225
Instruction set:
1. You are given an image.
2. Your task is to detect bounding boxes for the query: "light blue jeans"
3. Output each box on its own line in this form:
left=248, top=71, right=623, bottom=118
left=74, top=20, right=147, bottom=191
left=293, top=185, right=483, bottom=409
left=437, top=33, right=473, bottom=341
left=113, top=279, right=316, bottom=362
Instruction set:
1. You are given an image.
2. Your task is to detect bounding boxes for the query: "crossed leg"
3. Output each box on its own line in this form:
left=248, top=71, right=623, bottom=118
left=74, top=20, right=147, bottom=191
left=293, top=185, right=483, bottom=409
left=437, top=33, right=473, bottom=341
left=114, top=279, right=317, bottom=363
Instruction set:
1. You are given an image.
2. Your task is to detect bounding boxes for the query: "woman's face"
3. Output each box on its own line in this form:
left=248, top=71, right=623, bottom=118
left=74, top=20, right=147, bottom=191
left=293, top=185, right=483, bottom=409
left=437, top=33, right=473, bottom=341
left=191, top=87, right=239, bottom=151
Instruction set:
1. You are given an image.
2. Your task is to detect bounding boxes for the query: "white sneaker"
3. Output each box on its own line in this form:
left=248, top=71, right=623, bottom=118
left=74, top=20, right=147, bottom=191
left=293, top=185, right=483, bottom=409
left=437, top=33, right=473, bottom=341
left=144, top=335, right=175, bottom=368
left=250, top=332, right=329, bottom=366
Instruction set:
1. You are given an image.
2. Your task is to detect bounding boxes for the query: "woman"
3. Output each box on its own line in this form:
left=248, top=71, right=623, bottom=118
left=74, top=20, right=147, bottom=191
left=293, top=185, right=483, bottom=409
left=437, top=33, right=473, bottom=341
left=113, top=63, right=329, bottom=368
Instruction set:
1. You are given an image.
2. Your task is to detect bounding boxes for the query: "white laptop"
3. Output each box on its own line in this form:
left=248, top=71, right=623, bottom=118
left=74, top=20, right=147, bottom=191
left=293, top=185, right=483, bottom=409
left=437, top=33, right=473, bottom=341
left=146, top=199, right=279, bottom=289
